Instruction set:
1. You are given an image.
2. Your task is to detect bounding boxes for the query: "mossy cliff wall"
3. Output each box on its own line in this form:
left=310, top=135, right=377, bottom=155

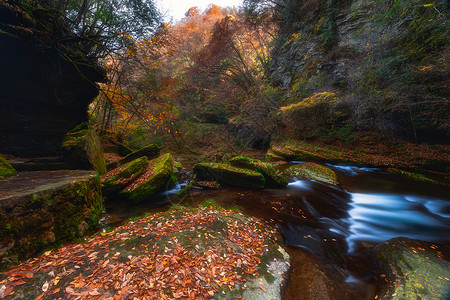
left=269, top=0, right=449, bottom=143
left=0, top=2, right=104, bottom=157
left=0, top=170, right=103, bottom=269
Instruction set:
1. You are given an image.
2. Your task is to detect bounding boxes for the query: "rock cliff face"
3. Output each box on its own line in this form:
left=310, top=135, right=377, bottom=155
left=0, top=2, right=105, bottom=157
left=269, top=0, right=449, bottom=143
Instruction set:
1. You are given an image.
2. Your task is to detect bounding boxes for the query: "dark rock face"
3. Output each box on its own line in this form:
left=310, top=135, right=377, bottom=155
left=0, top=2, right=105, bottom=157
left=269, top=0, right=449, bottom=143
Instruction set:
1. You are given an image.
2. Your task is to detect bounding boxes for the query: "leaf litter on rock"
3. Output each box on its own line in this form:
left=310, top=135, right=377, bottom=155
left=0, top=207, right=278, bottom=299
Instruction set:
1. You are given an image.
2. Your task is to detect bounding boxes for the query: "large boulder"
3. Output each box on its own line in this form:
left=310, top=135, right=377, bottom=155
left=0, top=155, right=16, bottom=180
left=270, top=141, right=326, bottom=162
left=119, top=144, right=160, bottom=165
left=101, top=156, right=149, bottom=196
left=230, top=156, right=288, bottom=188
left=375, top=237, right=450, bottom=300
left=285, top=162, right=338, bottom=185
left=61, top=123, right=107, bottom=174
left=0, top=206, right=289, bottom=299
left=121, top=153, right=176, bottom=202
left=107, top=144, right=161, bottom=170
left=0, top=170, right=103, bottom=269
left=194, top=163, right=265, bottom=189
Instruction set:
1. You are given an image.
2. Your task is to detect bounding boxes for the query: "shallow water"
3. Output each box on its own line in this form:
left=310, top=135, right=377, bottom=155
left=103, top=163, right=450, bottom=299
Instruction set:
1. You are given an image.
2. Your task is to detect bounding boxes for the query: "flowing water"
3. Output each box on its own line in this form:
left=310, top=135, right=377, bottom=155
left=103, top=163, right=450, bottom=299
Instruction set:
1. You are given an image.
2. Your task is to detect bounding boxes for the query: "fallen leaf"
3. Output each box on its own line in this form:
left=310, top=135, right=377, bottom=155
left=89, top=290, right=101, bottom=296
left=42, top=281, right=49, bottom=292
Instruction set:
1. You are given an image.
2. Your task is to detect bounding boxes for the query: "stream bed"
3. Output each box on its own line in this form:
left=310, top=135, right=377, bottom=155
left=103, top=163, right=450, bottom=299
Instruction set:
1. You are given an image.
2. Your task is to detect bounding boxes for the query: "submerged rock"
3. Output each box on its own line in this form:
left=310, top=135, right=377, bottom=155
left=375, top=237, right=450, bottom=300
left=101, top=156, right=149, bottom=196
left=0, top=155, right=16, bottom=180
left=61, top=123, right=107, bottom=174
left=230, top=156, right=288, bottom=188
left=387, top=168, right=435, bottom=183
left=194, top=163, right=265, bottom=189
left=121, top=153, right=176, bottom=202
left=285, top=162, right=338, bottom=185
left=0, top=170, right=103, bottom=269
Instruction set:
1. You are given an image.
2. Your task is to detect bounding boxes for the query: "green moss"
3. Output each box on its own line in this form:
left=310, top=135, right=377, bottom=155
left=265, top=150, right=285, bottom=162
left=376, top=238, right=450, bottom=300
left=193, top=162, right=265, bottom=189
left=123, top=153, right=175, bottom=202
left=174, top=160, right=182, bottom=170
left=102, top=156, right=149, bottom=195
left=61, top=123, right=107, bottom=174
left=0, top=154, right=16, bottom=180
left=285, top=162, right=338, bottom=185
left=177, top=176, right=196, bottom=196
left=388, top=168, right=435, bottom=183
left=230, top=156, right=288, bottom=188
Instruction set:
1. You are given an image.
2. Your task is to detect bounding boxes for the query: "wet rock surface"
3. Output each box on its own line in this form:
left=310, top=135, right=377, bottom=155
left=375, top=237, right=450, bottom=300
left=285, top=162, right=338, bottom=185
left=230, top=156, right=288, bottom=188
left=194, top=162, right=265, bottom=189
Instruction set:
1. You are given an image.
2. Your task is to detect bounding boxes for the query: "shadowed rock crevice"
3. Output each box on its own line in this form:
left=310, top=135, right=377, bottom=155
left=0, top=2, right=105, bottom=157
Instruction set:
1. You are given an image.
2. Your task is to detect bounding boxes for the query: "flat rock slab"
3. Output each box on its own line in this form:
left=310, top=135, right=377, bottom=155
left=0, top=170, right=96, bottom=200
left=0, top=170, right=103, bottom=268
left=6, top=157, right=67, bottom=172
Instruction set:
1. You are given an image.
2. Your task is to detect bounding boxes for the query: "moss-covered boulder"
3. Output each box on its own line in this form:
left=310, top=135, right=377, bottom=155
left=0, top=205, right=289, bottom=299
left=387, top=168, right=435, bottom=183
left=101, top=156, right=149, bottom=196
left=0, top=170, right=103, bottom=269
left=120, top=144, right=160, bottom=165
left=194, top=163, right=265, bottom=189
left=230, top=156, right=288, bottom=188
left=61, top=122, right=107, bottom=174
left=121, top=153, right=175, bottom=202
left=375, top=238, right=450, bottom=300
left=285, top=162, right=338, bottom=185
left=265, top=150, right=285, bottom=162
left=270, top=142, right=325, bottom=162
left=0, top=155, right=16, bottom=180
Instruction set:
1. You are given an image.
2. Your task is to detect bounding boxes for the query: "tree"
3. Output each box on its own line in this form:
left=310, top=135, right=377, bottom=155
left=43, top=0, right=161, bottom=58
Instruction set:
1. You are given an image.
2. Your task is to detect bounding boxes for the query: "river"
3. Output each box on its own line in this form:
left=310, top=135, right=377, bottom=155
left=103, top=163, right=450, bottom=299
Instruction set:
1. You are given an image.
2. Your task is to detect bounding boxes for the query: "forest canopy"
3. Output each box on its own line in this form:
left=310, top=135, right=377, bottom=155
left=13, top=0, right=161, bottom=58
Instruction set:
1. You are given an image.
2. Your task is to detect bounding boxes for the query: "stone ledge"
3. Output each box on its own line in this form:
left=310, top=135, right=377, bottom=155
left=0, top=170, right=103, bottom=269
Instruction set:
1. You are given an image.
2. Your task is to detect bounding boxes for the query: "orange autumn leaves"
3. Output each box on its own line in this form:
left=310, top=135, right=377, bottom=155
left=0, top=207, right=277, bottom=299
